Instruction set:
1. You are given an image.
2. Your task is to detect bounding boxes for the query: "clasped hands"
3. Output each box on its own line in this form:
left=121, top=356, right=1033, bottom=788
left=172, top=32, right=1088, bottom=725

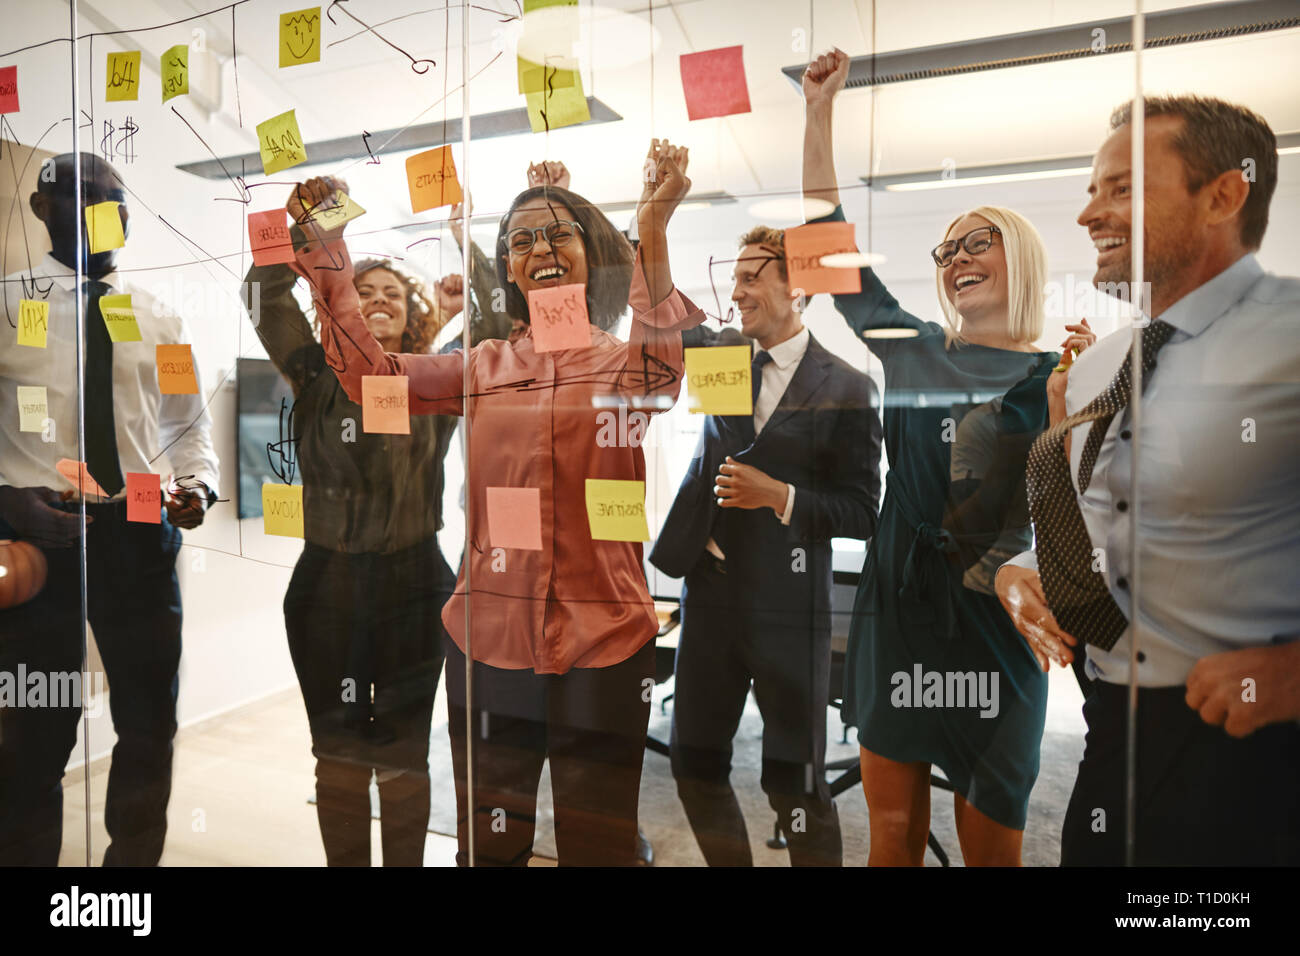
left=995, top=564, right=1300, bottom=737
left=714, top=457, right=789, bottom=515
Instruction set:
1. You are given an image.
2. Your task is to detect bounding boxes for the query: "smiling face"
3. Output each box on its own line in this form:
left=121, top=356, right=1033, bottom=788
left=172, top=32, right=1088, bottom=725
left=503, top=198, right=590, bottom=307
left=939, top=214, right=1007, bottom=324
left=1077, top=114, right=1202, bottom=296
left=354, top=267, right=408, bottom=351
left=731, top=243, right=797, bottom=346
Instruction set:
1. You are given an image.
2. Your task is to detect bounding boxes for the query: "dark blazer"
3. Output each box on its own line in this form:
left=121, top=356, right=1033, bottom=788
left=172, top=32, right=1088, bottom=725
left=650, top=327, right=882, bottom=628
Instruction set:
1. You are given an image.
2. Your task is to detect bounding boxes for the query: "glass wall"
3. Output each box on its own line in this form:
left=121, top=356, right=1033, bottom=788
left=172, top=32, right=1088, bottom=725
left=0, top=0, right=1296, bottom=869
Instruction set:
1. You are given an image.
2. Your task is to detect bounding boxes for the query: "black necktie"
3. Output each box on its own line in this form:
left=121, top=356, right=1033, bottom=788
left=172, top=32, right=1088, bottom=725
left=84, top=279, right=124, bottom=497
left=1024, top=319, right=1176, bottom=650
left=751, top=350, right=772, bottom=412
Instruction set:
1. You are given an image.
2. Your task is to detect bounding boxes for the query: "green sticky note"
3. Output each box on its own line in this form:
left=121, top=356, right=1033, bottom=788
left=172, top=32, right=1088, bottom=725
left=525, top=67, right=589, bottom=133
left=161, top=44, right=188, bottom=102
left=256, top=109, right=308, bottom=175
left=99, top=293, right=142, bottom=342
left=519, top=58, right=576, bottom=94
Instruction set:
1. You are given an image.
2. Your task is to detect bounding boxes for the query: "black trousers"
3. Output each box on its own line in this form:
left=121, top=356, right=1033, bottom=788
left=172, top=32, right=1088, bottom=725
left=0, top=503, right=182, bottom=866
left=283, top=539, right=452, bottom=867
left=670, top=554, right=842, bottom=866
left=445, top=636, right=653, bottom=867
left=1061, top=679, right=1300, bottom=866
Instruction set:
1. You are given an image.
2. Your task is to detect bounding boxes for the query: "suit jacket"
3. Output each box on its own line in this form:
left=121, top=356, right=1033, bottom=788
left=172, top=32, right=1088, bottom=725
left=650, top=327, right=882, bottom=629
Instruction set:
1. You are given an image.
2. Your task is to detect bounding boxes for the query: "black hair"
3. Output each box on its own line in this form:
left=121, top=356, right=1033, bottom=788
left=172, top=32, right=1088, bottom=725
left=494, top=185, right=633, bottom=331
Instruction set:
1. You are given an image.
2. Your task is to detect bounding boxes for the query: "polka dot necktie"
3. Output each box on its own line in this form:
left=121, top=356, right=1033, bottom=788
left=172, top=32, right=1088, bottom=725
left=1024, top=319, right=1176, bottom=650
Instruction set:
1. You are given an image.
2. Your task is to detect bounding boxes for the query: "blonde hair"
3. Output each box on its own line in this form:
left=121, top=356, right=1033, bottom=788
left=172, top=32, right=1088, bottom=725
left=934, top=205, right=1046, bottom=348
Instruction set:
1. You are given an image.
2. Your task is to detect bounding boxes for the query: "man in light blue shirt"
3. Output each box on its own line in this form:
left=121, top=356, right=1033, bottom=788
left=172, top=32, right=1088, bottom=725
left=997, top=95, right=1300, bottom=866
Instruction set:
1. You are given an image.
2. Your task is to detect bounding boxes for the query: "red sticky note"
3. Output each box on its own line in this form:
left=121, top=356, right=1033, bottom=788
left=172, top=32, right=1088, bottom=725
left=405, top=146, right=463, bottom=214
left=679, top=46, right=750, bottom=121
left=784, top=221, right=863, bottom=295
left=361, top=375, right=410, bottom=434
left=126, top=472, right=161, bottom=524
left=156, top=344, right=199, bottom=394
left=486, top=487, right=542, bottom=551
left=55, top=458, right=110, bottom=499
left=0, top=66, right=18, bottom=114
left=249, top=209, right=295, bottom=266
left=526, top=284, right=591, bottom=353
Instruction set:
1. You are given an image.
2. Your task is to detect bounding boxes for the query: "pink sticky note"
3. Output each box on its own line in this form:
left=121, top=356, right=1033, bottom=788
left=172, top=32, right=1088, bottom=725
left=126, top=472, right=161, bottom=524
left=249, top=209, right=295, bottom=266
left=784, top=221, right=863, bottom=296
left=679, top=46, right=750, bottom=121
left=527, top=284, right=591, bottom=353
left=486, top=487, right=542, bottom=551
left=361, top=375, right=410, bottom=434
left=55, top=458, right=110, bottom=499
left=0, top=66, right=18, bottom=115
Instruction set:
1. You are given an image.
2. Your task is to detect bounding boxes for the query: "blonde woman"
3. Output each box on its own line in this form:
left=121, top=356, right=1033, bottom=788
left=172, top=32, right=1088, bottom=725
left=803, top=49, right=1069, bottom=865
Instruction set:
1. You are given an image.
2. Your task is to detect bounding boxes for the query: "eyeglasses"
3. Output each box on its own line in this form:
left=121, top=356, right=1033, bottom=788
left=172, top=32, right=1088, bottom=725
left=707, top=255, right=782, bottom=324
left=931, top=225, right=1001, bottom=268
left=503, top=220, right=584, bottom=256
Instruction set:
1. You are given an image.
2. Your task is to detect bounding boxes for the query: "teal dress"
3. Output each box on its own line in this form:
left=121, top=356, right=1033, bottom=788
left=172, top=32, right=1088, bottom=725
left=821, top=208, right=1056, bottom=829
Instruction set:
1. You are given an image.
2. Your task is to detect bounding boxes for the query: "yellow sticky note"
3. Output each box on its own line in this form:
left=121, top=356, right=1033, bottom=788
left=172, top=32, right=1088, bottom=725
left=280, top=7, right=322, bottom=67
left=99, top=293, right=141, bottom=342
left=525, top=67, right=589, bottom=133
left=262, top=483, right=304, bottom=537
left=85, top=201, right=125, bottom=254
left=161, top=44, right=188, bottom=102
left=256, top=109, right=308, bottom=175
left=684, top=346, right=752, bottom=415
left=17, top=299, right=49, bottom=348
left=16, top=386, right=47, bottom=433
left=157, top=344, right=199, bottom=394
left=106, top=50, right=141, bottom=101
left=585, top=478, right=650, bottom=542
left=518, top=58, right=576, bottom=94
left=303, top=191, right=366, bottom=231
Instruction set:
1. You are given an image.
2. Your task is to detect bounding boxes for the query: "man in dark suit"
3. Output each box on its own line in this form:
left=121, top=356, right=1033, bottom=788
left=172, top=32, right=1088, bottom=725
left=650, top=226, right=882, bottom=866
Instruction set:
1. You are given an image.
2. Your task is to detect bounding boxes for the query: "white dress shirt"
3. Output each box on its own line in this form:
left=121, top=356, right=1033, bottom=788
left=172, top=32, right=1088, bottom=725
left=1005, top=254, right=1300, bottom=685
left=1, top=254, right=220, bottom=500
left=706, top=326, right=808, bottom=559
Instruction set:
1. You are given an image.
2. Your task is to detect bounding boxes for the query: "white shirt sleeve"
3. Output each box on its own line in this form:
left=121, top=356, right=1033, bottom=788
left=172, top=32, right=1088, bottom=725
left=777, top=483, right=795, bottom=526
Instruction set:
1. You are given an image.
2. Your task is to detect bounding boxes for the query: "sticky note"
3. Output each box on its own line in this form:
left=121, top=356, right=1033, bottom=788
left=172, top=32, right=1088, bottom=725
left=527, top=284, right=591, bottom=352
left=585, top=478, right=649, bottom=542
left=56, top=459, right=109, bottom=499
left=784, top=221, right=863, bottom=295
left=85, top=201, right=125, bottom=254
left=126, top=472, right=161, bottom=524
left=161, top=44, right=188, bottom=102
left=157, top=344, right=198, bottom=394
left=16, top=386, right=46, bottom=433
left=0, top=65, right=17, bottom=114
left=248, top=209, right=295, bottom=266
left=17, top=299, right=49, bottom=348
left=486, top=487, right=542, bottom=550
left=405, top=146, right=462, bottom=213
left=685, top=345, right=752, bottom=415
left=262, top=483, right=304, bottom=537
left=99, top=293, right=141, bottom=342
left=256, top=109, right=308, bottom=175
left=303, top=191, right=366, bottom=232
left=280, top=7, right=322, bottom=67
left=680, top=45, right=751, bottom=122
left=525, top=68, right=590, bottom=133
left=106, top=51, right=141, bottom=101
left=361, top=375, right=410, bottom=434
left=518, top=59, right=576, bottom=94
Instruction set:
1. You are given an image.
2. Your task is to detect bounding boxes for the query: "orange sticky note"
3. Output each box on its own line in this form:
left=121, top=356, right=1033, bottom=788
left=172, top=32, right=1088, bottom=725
left=361, top=375, right=410, bottom=434
left=248, top=209, right=295, bottom=266
left=784, top=221, right=863, bottom=296
left=405, top=146, right=462, bottom=214
left=56, top=458, right=110, bottom=499
left=486, top=487, right=542, bottom=550
left=679, top=46, right=751, bottom=121
left=126, top=472, right=161, bottom=523
left=157, top=344, right=199, bottom=394
left=0, top=66, right=18, bottom=114
left=527, top=283, right=591, bottom=352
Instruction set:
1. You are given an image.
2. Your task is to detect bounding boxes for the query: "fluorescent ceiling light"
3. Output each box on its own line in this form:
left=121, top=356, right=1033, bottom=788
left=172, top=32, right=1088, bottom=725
left=820, top=251, right=887, bottom=268
left=885, top=166, right=1093, bottom=192
left=747, top=197, right=835, bottom=222
left=597, top=191, right=735, bottom=215
left=861, top=328, right=920, bottom=339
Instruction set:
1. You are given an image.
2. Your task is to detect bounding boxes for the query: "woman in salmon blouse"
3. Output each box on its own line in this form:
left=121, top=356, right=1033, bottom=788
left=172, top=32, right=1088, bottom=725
left=286, top=140, right=701, bottom=866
